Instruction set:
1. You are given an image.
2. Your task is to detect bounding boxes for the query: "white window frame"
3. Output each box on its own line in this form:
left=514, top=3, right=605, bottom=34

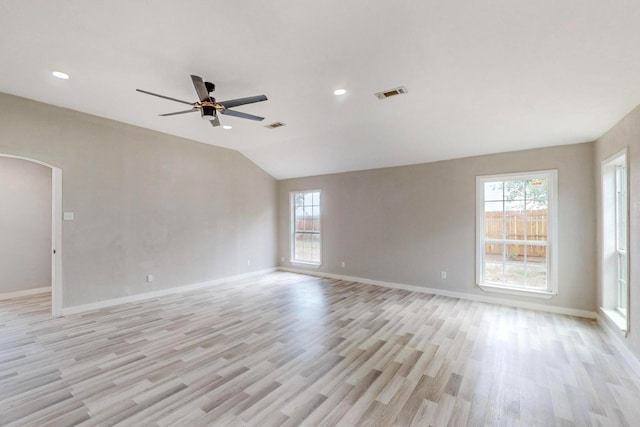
left=601, top=150, right=629, bottom=333
left=290, top=190, right=322, bottom=266
left=476, top=170, right=558, bottom=298
left=615, top=163, right=628, bottom=316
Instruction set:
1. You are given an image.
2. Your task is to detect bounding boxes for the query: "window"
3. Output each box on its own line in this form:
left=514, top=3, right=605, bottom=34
left=291, top=190, right=321, bottom=265
left=615, top=163, right=628, bottom=316
left=476, top=170, right=558, bottom=297
left=601, top=151, right=628, bottom=331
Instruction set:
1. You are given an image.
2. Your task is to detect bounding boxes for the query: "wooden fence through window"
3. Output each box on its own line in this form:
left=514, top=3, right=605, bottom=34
left=485, top=209, right=547, bottom=259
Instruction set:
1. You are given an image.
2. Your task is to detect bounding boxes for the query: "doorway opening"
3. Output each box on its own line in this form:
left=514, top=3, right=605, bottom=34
left=0, top=154, right=62, bottom=317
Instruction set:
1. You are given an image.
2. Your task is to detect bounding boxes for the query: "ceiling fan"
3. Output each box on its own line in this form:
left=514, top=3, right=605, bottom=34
left=136, top=75, right=267, bottom=127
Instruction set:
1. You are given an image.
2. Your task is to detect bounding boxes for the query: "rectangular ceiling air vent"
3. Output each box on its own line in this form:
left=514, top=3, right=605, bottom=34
left=265, top=122, right=286, bottom=129
left=375, top=86, right=408, bottom=100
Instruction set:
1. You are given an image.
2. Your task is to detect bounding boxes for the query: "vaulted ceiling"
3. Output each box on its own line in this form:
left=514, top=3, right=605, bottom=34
left=1, top=1, right=640, bottom=179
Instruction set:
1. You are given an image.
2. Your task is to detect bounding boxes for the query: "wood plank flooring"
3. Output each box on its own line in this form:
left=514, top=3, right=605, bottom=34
left=1, top=272, right=639, bottom=426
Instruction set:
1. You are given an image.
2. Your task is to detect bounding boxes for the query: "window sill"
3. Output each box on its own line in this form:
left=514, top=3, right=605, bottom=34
left=478, top=283, right=556, bottom=299
left=290, top=261, right=321, bottom=268
left=600, top=308, right=628, bottom=333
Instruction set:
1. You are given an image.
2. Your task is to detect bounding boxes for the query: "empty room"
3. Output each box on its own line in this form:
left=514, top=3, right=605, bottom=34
left=1, top=1, right=640, bottom=426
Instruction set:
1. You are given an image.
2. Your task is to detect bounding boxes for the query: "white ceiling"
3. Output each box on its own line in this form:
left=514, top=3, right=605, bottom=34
left=1, top=1, right=640, bottom=179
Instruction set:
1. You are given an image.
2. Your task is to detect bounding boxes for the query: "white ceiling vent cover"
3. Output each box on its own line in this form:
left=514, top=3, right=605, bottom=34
left=375, top=86, right=408, bottom=100
left=265, top=122, right=286, bottom=129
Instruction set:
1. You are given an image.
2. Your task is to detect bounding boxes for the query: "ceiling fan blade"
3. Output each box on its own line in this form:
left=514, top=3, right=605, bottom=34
left=210, top=116, right=221, bottom=127
left=136, top=89, right=194, bottom=106
left=221, top=109, right=265, bottom=121
left=190, top=75, right=210, bottom=102
left=218, top=95, right=268, bottom=109
left=158, top=108, right=198, bottom=116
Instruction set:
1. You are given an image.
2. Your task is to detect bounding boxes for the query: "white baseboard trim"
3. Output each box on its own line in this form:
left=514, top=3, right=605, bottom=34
left=278, top=267, right=598, bottom=320
left=0, top=287, right=50, bottom=301
left=61, top=268, right=276, bottom=316
left=597, top=311, right=640, bottom=378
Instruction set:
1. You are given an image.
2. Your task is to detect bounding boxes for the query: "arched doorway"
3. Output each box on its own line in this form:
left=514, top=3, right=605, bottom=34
left=0, top=154, right=62, bottom=317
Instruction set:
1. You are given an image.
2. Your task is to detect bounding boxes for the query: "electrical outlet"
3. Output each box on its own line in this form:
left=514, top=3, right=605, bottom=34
left=341, top=261, right=346, bottom=268
left=441, top=271, right=447, bottom=279
left=147, top=274, right=154, bottom=283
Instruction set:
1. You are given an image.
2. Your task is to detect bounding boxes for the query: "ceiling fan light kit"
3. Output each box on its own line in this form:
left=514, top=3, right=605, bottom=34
left=136, top=75, right=267, bottom=128
left=201, top=105, right=216, bottom=121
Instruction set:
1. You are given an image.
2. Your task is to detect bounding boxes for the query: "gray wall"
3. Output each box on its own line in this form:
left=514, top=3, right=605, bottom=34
left=0, top=93, right=278, bottom=308
left=0, top=157, right=51, bottom=293
left=279, top=142, right=597, bottom=312
left=595, top=104, right=640, bottom=361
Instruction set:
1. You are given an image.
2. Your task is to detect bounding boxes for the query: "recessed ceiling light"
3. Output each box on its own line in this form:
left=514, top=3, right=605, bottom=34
left=334, top=89, right=346, bottom=96
left=222, top=125, right=232, bottom=130
left=52, top=71, right=69, bottom=80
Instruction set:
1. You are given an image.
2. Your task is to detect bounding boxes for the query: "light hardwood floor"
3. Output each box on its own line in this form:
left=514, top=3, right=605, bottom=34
left=1, top=272, right=639, bottom=426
